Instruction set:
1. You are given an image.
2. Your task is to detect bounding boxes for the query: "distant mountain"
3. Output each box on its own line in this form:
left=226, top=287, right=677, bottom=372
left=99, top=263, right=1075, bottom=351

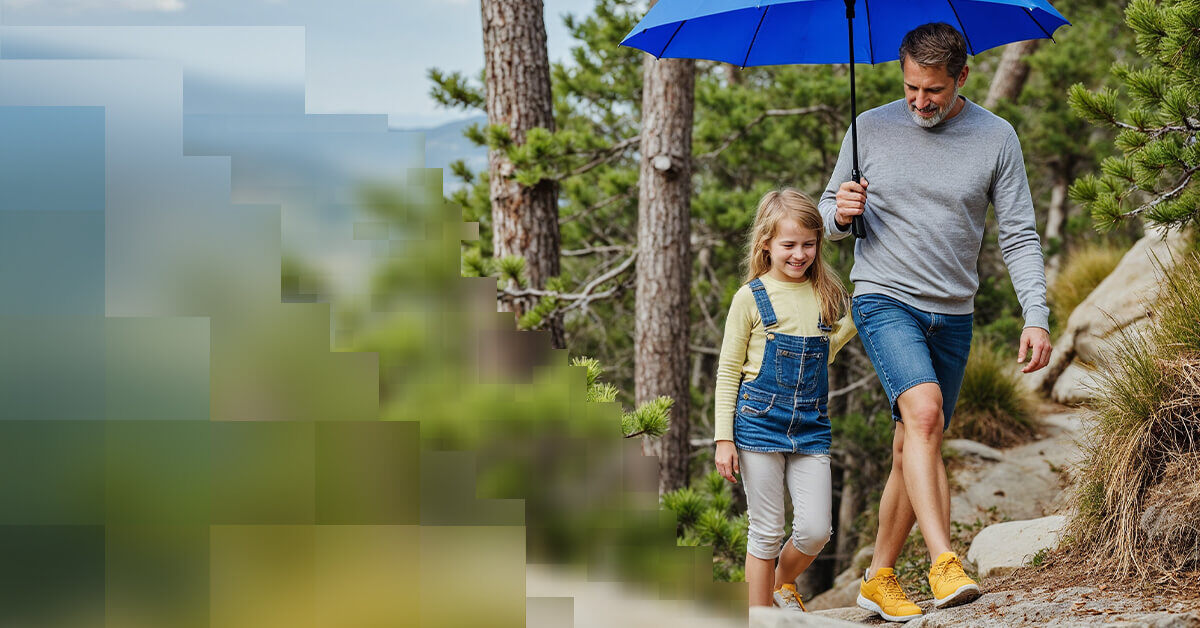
left=399, top=115, right=488, bottom=195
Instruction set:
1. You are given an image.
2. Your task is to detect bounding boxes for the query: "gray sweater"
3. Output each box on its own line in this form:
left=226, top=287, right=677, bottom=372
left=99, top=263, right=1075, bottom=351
left=819, top=97, right=1049, bottom=331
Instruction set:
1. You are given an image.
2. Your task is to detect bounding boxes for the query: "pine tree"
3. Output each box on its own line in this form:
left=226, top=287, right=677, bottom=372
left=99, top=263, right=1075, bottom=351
left=1069, top=0, right=1200, bottom=233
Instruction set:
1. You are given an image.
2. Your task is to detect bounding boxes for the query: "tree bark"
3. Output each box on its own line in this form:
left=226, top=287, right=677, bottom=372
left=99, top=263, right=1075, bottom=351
left=983, top=39, right=1041, bottom=110
left=635, top=55, right=695, bottom=495
left=1044, top=172, right=1070, bottom=286
left=482, top=0, right=565, bottom=348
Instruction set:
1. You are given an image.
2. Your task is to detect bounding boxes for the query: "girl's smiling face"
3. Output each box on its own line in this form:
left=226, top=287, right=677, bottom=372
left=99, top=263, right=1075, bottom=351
left=765, top=218, right=818, bottom=283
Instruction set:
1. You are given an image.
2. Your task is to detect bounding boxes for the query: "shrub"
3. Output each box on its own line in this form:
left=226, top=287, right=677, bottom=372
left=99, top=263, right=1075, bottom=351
left=1048, top=243, right=1126, bottom=333
left=1066, top=253, right=1200, bottom=580
left=950, top=337, right=1039, bottom=447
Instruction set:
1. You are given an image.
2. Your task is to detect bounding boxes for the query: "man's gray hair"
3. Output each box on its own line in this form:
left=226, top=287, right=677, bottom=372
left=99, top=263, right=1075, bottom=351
left=898, top=23, right=968, bottom=78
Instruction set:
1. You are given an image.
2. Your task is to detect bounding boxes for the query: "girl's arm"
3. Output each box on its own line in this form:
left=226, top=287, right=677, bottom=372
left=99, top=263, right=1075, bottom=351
left=827, top=312, right=858, bottom=364
left=713, top=287, right=755, bottom=442
left=714, top=440, right=739, bottom=484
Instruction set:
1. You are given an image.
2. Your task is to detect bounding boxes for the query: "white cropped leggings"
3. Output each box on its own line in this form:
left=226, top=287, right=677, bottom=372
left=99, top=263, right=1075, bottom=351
left=739, top=449, right=832, bottom=560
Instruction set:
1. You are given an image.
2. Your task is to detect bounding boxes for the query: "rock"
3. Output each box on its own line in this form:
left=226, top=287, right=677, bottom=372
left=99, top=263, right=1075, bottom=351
left=805, top=572, right=861, bottom=611
left=751, top=606, right=862, bottom=627
left=1051, top=361, right=1101, bottom=404
left=1035, top=227, right=1190, bottom=397
left=945, top=439, right=1004, bottom=461
left=949, top=431, right=1075, bottom=523
left=967, top=515, right=1066, bottom=578
left=807, top=546, right=872, bottom=611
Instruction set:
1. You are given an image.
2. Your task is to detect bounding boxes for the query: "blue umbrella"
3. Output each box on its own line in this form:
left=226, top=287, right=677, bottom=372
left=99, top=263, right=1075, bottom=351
left=619, top=0, right=1069, bottom=238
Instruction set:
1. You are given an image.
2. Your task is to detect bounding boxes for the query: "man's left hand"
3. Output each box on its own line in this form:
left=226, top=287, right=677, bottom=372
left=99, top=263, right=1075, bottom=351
left=1017, top=327, right=1052, bottom=373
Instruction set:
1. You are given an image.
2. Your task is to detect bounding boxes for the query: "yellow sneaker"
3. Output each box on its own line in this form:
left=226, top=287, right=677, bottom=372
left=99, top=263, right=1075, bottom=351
left=928, top=551, right=981, bottom=608
left=772, top=583, right=806, bottom=611
left=856, top=567, right=922, bottom=622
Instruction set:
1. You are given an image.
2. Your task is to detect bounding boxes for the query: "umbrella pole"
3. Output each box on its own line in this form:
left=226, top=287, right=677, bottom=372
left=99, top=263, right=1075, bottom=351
left=845, top=0, right=867, bottom=239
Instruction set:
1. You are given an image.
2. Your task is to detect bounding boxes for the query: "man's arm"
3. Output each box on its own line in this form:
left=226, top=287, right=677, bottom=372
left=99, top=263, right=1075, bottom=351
left=993, top=130, right=1052, bottom=371
left=819, top=128, right=856, bottom=240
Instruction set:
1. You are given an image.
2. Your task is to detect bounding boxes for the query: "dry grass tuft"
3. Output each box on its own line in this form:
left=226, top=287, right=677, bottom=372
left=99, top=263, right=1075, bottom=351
left=1065, top=251, right=1200, bottom=582
left=1048, top=243, right=1127, bottom=332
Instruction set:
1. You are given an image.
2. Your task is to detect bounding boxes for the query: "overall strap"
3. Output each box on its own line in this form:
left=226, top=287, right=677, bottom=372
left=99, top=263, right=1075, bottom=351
left=818, top=311, right=833, bottom=333
left=748, top=278, right=778, bottom=329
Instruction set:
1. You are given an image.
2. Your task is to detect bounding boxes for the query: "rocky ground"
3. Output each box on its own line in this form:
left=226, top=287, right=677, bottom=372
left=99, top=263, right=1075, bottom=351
left=525, top=402, right=1200, bottom=627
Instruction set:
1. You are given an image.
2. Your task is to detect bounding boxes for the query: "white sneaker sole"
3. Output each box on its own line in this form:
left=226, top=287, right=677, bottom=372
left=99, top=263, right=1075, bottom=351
left=856, top=593, right=922, bottom=622
left=933, top=583, right=981, bottom=608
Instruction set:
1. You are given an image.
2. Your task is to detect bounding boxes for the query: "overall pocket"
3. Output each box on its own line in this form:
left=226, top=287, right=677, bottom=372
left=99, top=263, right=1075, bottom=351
left=736, top=386, right=775, bottom=417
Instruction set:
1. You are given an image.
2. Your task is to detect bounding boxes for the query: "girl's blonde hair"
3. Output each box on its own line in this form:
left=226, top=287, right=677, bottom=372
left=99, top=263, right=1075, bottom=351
left=743, top=188, right=848, bottom=325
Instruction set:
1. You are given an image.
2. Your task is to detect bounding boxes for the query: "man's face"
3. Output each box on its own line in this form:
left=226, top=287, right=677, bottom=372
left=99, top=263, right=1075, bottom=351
left=902, top=61, right=968, bottom=128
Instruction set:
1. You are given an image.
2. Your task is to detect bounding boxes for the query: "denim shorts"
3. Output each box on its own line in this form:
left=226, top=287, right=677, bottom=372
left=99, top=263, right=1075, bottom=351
left=851, top=293, right=973, bottom=429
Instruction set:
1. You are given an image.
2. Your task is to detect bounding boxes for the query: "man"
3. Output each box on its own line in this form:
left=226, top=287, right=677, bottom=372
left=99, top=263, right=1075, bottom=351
left=819, top=23, right=1052, bottom=623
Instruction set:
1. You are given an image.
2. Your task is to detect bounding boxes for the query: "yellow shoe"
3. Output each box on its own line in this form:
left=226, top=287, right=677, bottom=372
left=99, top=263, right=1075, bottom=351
left=928, top=551, right=981, bottom=608
left=856, top=567, right=922, bottom=622
left=772, top=583, right=807, bottom=611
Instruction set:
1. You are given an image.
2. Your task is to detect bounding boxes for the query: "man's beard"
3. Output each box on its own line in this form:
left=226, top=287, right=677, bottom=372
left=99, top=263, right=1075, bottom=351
left=909, top=87, right=959, bottom=128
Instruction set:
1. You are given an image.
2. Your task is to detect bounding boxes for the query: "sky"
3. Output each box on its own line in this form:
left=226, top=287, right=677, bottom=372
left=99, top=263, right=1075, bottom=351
left=0, top=0, right=600, bottom=129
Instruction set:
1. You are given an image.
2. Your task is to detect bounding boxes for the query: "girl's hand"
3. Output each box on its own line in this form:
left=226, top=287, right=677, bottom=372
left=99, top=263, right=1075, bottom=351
left=714, top=440, right=740, bottom=484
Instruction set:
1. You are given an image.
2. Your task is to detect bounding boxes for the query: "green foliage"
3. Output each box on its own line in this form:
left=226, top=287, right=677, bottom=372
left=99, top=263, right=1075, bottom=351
left=571, top=356, right=671, bottom=438
left=1070, top=0, right=1200, bottom=232
left=496, top=254, right=527, bottom=288
left=662, top=487, right=706, bottom=528
left=427, top=68, right=486, bottom=110
left=664, top=474, right=749, bottom=582
left=1028, top=546, right=1051, bottom=568
left=621, top=395, right=672, bottom=438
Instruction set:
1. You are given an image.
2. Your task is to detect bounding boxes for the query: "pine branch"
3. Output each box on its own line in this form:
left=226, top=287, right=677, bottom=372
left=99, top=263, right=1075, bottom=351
left=564, top=135, right=641, bottom=178
left=498, top=249, right=637, bottom=302
left=697, top=105, right=836, bottom=161
left=560, top=191, right=635, bottom=224
left=829, top=373, right=877, bottom=399
left=562, top=245, right=629, bottom=256
left=1118, top=163, right=1200, bottom=219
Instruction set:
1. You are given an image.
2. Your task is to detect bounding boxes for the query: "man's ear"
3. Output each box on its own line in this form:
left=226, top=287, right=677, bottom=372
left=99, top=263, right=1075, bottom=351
left=957, top=65, right=970, bottom=88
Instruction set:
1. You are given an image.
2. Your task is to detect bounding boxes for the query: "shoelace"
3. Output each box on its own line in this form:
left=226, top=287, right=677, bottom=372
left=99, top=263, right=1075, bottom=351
left=877, top=573, right=909, bottom=602
left=776, top=586, right=805, bottom=610
left=935, top=556, right=968, bottom=583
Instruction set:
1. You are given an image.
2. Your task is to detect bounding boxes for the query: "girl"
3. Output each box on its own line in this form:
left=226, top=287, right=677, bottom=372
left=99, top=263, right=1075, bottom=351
left=713, top=189, right=856, bottom=610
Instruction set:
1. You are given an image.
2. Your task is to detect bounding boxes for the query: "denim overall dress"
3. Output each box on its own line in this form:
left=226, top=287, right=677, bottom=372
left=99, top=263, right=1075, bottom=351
left=733, top=278, right=832, bottom=455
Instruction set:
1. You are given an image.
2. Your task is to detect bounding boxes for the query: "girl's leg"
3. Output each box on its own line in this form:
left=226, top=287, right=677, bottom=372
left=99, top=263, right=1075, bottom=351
left=745, top=554, right=776, bottom=607
left=738, top=449, right=787, bottom=606
left=774, top=541, right=817, bottom=590
left=775, top=453, right=833, bottom=587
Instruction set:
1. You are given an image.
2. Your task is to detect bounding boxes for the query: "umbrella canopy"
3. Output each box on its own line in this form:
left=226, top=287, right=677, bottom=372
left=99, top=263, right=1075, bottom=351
left=620, top=0, right=1069, bottom=65
left=619, top=0, right=1069, bottom=239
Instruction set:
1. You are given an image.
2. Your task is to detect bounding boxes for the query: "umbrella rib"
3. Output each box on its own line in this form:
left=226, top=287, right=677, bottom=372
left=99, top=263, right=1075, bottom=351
left=741, top=6, right=769, bottom=69
left=1023, top=7, right=1055, bottom=42
left=944, top=0, right=976, bottom=55
left=864, top=0, right=876, bottom=64
left=656, top=20, right=687, bottom=59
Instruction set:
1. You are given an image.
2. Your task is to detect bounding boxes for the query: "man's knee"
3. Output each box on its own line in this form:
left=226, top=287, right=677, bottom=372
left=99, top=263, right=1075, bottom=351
left=898, top=387, right=944, bottom=441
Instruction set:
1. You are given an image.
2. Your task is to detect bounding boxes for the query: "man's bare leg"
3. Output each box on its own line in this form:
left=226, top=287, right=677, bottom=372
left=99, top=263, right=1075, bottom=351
left=896, top=382, right=953, bottom=560
left=867, top=427, right=917, bottom=579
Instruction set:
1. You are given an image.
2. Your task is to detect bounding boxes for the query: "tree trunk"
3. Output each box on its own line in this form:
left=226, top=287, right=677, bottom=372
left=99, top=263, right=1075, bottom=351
left=983, top=39, right=1041, bottom=109
left=482, top=0, right=565, bottom=348
left=635, top=55, right=695, bottom=495
left=834, top=466, right=860, bottom=575
left=1044, top=172, right=1070, bottom=286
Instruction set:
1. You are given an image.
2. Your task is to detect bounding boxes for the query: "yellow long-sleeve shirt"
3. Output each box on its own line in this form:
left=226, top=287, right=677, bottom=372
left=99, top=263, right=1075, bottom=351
left=713, top=274, right=857, bottom=442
